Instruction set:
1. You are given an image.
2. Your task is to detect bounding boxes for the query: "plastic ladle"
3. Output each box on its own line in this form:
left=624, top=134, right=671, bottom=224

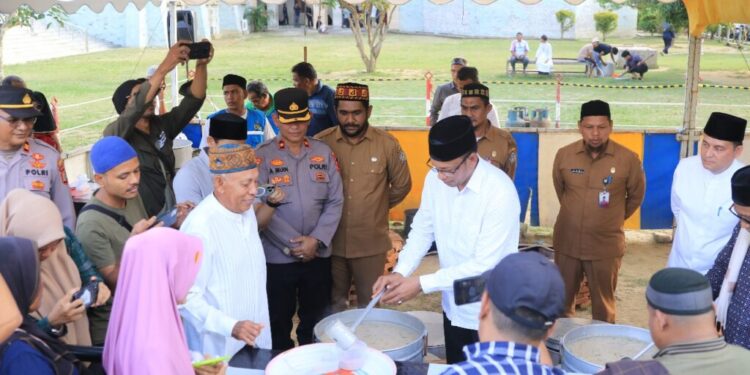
left=350, top=289, right=385, bottom=332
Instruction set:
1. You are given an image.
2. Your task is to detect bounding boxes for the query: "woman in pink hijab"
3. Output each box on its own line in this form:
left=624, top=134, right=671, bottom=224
left=103, top=227, right=225, bottom=375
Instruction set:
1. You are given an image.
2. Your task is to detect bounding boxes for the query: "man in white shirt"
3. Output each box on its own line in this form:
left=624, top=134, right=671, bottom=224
left=509, top=32, right=530, bottom=74
left=437, top=67, right=500, bottom=127
left=669, top=112, right=747, bottom=274
left=373, top=115, right=520, bottom=364
left=180, top=143, right=272, bottom=358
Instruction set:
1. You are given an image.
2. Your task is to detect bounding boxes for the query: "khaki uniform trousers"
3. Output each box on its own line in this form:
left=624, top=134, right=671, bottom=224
left=555, top=252, right=622, bottom=323
left=331, top=253, right=386, bottom=312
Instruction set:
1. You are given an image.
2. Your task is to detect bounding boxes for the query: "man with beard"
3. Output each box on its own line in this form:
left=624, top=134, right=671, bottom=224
left=460, top=83, right=516, bottom=179
left=316, top=82, right=412, bottom=311
left=552, top=100, right=645, bottom=323
left=104, top=40, right=211, bottom=217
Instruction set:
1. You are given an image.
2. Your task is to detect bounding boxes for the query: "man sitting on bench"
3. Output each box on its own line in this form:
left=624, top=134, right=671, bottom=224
left=509, top=32, right=530, bottom=74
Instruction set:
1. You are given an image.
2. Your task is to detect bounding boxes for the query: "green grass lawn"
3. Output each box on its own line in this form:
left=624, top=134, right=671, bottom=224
left=5, top=31, right=750, bottom=150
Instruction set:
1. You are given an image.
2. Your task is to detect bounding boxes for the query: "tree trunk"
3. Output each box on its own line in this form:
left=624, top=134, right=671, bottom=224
left=339, top=0, right=391, bottom=74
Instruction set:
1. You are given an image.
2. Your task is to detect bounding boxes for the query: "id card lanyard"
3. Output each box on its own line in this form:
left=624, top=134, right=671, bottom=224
left=599, top=167, right=615, bottom=208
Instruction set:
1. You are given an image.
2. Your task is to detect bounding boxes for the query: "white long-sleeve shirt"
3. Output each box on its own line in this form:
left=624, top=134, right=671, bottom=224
left=179, top=194, right=272, bottom=358
left=668, top=155, right=743, bottom=274
left=393, top=158, right=520, bottom=330
left=437, top=93, right=500, bottom=127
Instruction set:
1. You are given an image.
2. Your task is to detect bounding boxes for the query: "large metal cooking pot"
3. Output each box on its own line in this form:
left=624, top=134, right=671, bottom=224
left=561, top=324, right=654, bottom=373
left=314, top=308, right=427, bottom=363
left=545, top=318, right=608, bottom=366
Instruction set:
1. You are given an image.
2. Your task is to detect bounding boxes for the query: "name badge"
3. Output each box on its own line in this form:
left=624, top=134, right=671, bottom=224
left=598, top=191, right=610, bottom=208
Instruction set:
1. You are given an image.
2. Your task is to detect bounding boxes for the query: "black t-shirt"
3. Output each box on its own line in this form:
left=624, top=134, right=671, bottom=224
left=594, top=43, right=613, bottom=55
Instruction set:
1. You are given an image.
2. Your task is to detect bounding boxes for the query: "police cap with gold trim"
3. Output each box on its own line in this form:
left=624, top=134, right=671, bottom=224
left=274, top=87, right=311, bottom=124
left=0, top=86, right=43, bottom=118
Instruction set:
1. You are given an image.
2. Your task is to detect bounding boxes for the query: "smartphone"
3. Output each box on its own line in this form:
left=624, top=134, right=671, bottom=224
left=187, top=41, right=211, bottom=60
left=453, top=275, right=486, bottom=306
left=192, top=356, right=229, bottom=368
left=72, top=281, right=99, bottom=308
left=152, top=208, right=178, bottom=229
left=257, top=184, right=276, bottom=197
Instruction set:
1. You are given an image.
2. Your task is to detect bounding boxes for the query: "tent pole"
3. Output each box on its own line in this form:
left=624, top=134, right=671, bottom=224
left=681, top=35, right=701, bottom=158
left=170, top=1, right=179, bottom=109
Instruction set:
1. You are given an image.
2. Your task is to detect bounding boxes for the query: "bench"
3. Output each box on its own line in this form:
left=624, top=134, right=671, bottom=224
left=505, top=57, right=591, bottom=75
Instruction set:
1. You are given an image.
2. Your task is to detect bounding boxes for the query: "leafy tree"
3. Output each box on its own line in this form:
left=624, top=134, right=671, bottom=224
left=594, top=11, right=618, bottom=41
left=598, top=0, right=688, bottom=33
left=555, top=10, right=575, bottom=39
left=0, top=5, right=67, bottom=78
left=322, top=0, right=395, bottom=73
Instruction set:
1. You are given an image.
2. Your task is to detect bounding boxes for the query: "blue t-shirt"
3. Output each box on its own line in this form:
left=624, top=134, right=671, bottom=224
left=0, top=340, right=79, bottom=375
left=307, top=81, right=338, bottom=137
left=208, top=108, right=269, bottom=148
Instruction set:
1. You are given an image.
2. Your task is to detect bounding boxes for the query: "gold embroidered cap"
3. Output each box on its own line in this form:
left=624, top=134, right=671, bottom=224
left=461, top=83, right=490, bottom=100
left=208, top=144, right=257, bottom=174
left=334, top=82, right=369, bottom=102
left=274, top=87, right=311, bottom=124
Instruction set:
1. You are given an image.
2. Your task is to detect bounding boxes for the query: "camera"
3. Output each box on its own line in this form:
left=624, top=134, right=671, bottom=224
left=257, top=184, right=276, bottom=197
left=453, top=275, right=486, bottom=305
left=72, top=281, right=99, bottom=309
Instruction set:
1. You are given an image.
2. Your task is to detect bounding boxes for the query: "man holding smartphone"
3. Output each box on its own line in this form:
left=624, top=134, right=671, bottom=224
left=373, top=115, right=520, bottom=364
left=104, top=40, right=212, bottom=217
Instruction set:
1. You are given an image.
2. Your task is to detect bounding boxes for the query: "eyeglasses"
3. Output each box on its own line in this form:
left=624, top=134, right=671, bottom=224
left=0, top=113, right=37, bottom=128
left=426, top=153, right=470, bottom=176
left=729, top=204, right=750, bottom=225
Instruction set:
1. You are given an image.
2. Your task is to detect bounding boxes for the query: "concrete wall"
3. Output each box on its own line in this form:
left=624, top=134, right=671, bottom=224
left=396, top=0, right=637, bottom=39
left=66, top=2, right=246, bottom=48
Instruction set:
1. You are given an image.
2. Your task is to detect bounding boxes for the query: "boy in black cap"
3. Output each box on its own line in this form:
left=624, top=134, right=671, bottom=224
left=104, top=40, right=212, bottom=217
left=374, top=115, right=521, bottom=364
left=707, top=165, right=750, bottom=350
left=669, top=112, right=747, bottom=275
left=443, top=252, right=565, bottom=374
left=603, top=268, right=750, bottom=374
left=552, top=99, right=645, bottom=323
left=0, top=85, right=76, bottom=229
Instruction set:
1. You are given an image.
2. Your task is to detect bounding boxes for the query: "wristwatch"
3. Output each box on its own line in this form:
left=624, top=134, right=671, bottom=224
left=317, top=239, right=326, bottom=250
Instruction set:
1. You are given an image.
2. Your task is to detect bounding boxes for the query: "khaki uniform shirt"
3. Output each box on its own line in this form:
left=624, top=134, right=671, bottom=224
left=316, top=126, right=412, bottom=258
left=477, top=126, right=517, bottom=179
left=552, top=140, right=645, bottom=260
left=255, top=137, right=344, bottom=264
left=655, top=338, right=750, bottom=375
left=0, top=139, right=75, bottom=229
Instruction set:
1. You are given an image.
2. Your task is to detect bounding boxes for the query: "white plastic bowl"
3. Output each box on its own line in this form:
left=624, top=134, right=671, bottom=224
left=265, top=343, right=396, bottom=375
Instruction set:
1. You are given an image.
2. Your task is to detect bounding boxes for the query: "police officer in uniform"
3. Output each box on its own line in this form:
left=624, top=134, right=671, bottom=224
left=460, top=83, right=517, bottom=179
left=0, top=86, right=75, bottom=228
left=552, top=100, right=645, bottom=323
left=255, top=88, right=344, bottom=351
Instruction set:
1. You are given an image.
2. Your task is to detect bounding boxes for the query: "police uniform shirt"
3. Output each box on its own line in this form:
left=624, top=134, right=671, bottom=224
left=552, top=139, right=645, bottom=259
left=315, top=125, right=412, bottom=259
left=0, top=139, right=75, bottom=229
left=255, top=137, right=344, bottom=264
left=477, top=126, right=517, bottom=179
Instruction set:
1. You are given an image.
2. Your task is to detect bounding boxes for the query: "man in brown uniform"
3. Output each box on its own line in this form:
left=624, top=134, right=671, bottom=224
left=460, top=83, right=517, bottom=179
left=316, top=83, right=412, bottom=311
left=552, top=100, right=645, bottom=323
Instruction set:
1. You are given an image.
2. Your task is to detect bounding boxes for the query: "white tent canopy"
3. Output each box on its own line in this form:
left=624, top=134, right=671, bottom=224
left=1, top=0, right=678, bottom=15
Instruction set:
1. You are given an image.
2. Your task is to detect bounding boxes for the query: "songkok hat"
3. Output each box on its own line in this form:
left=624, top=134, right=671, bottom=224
left=335, top=82, right=369, bottom=102
left=209, top=113, right=247, bottom=141
left=0, top=86, right=42, bottom=118
left=646, top=268, right=713, bottom=316
left=429, top=115, right=477, bottom=162
left=580, top=100, right=611, bottom=120
left=461, top=83, right=490, bottom=100
left=112, top=78, right=146, bottom=115
left=91, top=136, right=138, bottom=174
left=703, top=112, right=747, bottom=144
left=208, top=144, right=256, bottom=174
left=485, top=251, right=565, bottom=330
left=274, top=87, right=311, bottom=124
left=222, top=74, right=247, bottom=89
left=732, top=165, right=750, bottom=206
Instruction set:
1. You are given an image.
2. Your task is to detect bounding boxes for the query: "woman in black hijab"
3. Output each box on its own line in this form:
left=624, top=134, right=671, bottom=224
left=0, top=237, right=85, bottom=375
